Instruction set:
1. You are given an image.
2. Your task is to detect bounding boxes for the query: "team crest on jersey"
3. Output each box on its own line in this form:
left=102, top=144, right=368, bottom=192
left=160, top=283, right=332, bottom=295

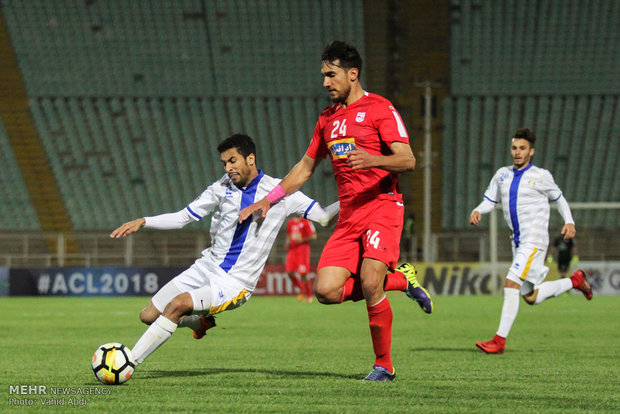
left=528, top=178, right=536, bottom=187
left=225, top=187, right=233, bottom=198
left=355, top=112, right=366, bottom=122
left=327, top=138, right=356, bottom=159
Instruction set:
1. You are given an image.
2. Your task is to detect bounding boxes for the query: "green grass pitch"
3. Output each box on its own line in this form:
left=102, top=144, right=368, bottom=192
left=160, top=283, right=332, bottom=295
left=1, top=294, right=618, bottom=413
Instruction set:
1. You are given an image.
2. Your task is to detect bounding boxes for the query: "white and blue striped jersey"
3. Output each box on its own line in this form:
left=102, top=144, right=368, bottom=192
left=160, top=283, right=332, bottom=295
left=473, top=163, right=574, bottom=249
left=144, top=170, right=337, bottom=292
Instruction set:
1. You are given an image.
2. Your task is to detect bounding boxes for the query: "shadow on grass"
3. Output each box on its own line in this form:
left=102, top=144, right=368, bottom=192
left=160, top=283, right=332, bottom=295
left=137, top=368, right=362, bottom=380
left=413, top=346, right=528, bottom=355
left=411, top=347, right=483, bottom=353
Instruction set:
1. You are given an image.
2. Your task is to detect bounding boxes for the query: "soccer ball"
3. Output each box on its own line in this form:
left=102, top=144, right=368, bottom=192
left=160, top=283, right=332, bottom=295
left=91, top=343, right=135, bottom=385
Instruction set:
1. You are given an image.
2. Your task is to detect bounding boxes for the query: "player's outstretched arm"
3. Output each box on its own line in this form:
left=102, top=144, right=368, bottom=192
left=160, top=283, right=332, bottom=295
left=110, top=218, right=146, bottom=238
left=111, top=209, right=195, bottom=238
left=239, top=155, right=320, bottom=223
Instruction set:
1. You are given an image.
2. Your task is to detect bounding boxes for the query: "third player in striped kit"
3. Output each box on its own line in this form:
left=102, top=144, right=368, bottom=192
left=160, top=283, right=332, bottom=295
left=470, top=128, right=593, bottom=354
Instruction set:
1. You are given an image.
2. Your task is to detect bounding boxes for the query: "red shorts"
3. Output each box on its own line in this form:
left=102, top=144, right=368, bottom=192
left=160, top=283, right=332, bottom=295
left=318, top=194, right=404, bottom=274
left=285, top=245, right=310, bottom=274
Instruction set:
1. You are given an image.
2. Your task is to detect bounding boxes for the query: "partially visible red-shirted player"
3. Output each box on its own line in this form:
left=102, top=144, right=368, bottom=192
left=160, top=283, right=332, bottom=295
left=240, top=40, right=433, bottom=381
left=285, top=216, right=317, bottom=302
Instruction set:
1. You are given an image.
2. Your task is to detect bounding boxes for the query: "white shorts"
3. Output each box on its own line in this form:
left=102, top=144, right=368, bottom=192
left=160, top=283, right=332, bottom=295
left=506, top=244, right=549, bottom=294
left=151, top=258, right=252, bottom=315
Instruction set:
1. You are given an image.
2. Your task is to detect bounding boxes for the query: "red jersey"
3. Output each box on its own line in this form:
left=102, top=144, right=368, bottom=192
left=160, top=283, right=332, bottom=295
left=306, top=92, right=410, bottom=207
left=286, top=217, right=315, bottom=274
left=287, top=217, right=316, bottom=249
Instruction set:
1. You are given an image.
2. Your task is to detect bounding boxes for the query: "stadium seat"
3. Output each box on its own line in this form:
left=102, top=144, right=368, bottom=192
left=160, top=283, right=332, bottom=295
left=448, top=0, right=620, bottom=95
left=0, top=120, right=41, bottom=230
left=441, top=92, right=619, bottom=230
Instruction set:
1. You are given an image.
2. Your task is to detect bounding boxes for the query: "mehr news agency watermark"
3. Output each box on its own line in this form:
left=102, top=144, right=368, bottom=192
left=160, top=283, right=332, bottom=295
left=7, top=385, right=112, bottom=407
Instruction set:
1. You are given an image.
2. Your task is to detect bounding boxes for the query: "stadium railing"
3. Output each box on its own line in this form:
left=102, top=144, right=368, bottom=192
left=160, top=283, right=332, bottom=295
left=1, top=224, right=618, bottom=268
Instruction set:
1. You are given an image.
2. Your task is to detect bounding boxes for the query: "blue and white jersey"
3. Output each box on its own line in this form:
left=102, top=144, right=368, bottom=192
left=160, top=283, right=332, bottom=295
left=480, top=164, right=572, bottom=249
left=184, top=170, right=324, bottom=291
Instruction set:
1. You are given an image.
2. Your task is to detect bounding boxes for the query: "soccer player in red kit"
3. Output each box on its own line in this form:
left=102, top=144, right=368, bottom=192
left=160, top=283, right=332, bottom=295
left=285, top=216, right=317, bottom=302
left=240, top=40, right=432, bottom=381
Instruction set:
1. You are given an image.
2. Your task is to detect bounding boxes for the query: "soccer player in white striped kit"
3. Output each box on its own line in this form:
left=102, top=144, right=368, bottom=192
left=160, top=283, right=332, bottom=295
left=110, top=134, right=339, bottom=366
left=469, top=128, right=592, bottom=354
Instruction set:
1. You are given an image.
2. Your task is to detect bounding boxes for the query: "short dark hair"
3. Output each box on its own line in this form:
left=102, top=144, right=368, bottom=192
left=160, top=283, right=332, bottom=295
left=217, top=133, right=256, bottom=159
left=321, top=40, right=363, bottom=76
left=513, top=128, right=536, bottom=147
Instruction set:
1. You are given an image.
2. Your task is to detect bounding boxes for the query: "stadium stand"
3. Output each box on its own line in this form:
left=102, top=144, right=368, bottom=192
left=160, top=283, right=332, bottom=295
left=1, top=0, right=617, bottom=263
left=28, top=95, right=338, bottom=230
left=0, top=118, right=40, bottom=230
left=2, top=0, right=360, bottom=230
left=448, top=0, right=620, bottom=95
left=2, top=0, right=364, bottom=98
left=442, top=95, right=620, bottom=230
left=443, top=0, right=620, bottom=231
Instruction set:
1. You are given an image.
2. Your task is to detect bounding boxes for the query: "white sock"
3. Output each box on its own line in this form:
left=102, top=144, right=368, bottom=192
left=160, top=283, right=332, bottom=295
left=496, top=288, right=520, bottom=338
left=178, top=315, right=201, bottom=330
left=535, top=278, right=573, bottom=304
left=131, top=315, right=177, bottom=365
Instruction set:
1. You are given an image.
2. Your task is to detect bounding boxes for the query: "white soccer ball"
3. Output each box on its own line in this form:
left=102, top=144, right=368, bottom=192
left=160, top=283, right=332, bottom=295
left=91, top=342, right=135, bottom=385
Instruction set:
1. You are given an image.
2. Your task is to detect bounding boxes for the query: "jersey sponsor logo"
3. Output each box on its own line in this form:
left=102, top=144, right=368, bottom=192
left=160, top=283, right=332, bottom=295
left=355, top=112, right=366, bottom=122
left=327, top=137, right=356, bottom=159
left=225, top=188, right=233, bottom=198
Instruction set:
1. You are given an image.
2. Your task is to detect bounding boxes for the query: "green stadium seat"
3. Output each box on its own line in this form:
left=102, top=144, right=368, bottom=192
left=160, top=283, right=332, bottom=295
left=0, top=120, right=41, bottom=230
left=449, top=0, right=620, bottom=95
left=442, top=93, right=619, bottom=230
